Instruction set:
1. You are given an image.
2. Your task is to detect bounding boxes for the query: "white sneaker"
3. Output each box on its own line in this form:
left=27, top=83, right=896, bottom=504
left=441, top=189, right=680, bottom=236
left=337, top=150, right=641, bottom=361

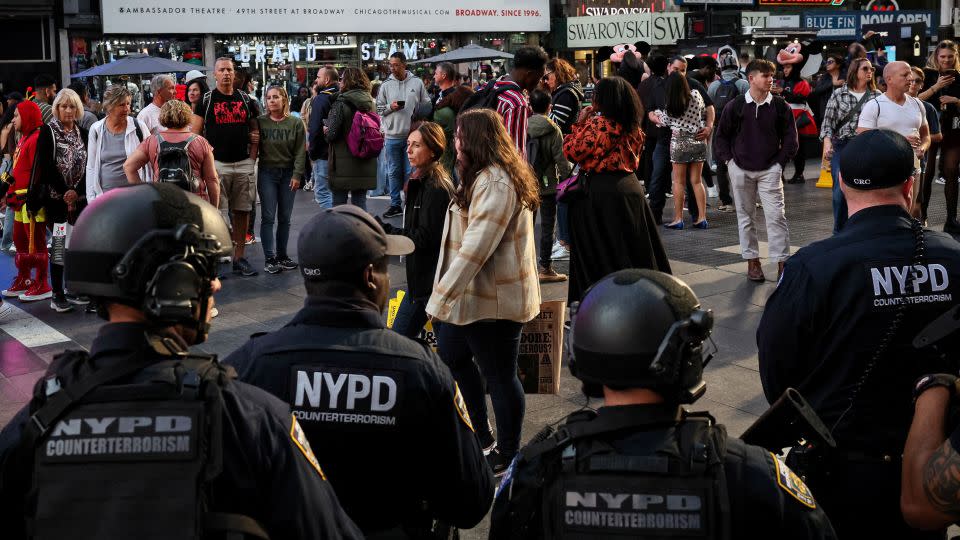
left=936, top=177, right=946, bottom=185
left=211, top=307, right=219, bottom=318
left=303, top=181, right=314, bottom=191
left=551, top=242, right=570, bottom=260
left=707, top=185, right=719, bottom=199
left=219, top=255, right=231, bottom=264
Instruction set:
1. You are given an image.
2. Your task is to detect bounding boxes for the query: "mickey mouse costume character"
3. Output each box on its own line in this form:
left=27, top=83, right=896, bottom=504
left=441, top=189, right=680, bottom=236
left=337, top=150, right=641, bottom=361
left=777, top=41, right=819, bottom=184
left=2, top=100, right=51, bottom=302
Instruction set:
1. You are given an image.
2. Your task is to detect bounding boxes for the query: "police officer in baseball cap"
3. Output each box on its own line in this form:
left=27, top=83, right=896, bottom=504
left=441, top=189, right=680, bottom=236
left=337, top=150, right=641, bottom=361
left=225, top=205, right=495, bottom=538
left=0, top=184, right=362, bottom=539
left=491, top=269, right=837, bottom=539
left=759, top=129, right=960, bottom=539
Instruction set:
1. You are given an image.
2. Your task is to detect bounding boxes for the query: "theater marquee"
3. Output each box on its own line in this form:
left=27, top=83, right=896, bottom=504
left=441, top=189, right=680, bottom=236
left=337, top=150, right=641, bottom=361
left=101, top=0, right=550, bottom=34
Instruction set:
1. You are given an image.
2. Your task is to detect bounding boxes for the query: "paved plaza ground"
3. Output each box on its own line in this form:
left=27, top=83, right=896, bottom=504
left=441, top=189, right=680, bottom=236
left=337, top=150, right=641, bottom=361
left=0, top=160, right=956, bottom=537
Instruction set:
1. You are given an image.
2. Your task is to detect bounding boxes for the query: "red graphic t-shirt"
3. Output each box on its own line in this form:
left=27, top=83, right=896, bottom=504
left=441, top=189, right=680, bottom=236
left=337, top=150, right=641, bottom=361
left=197, top=88, right=260, bottom=163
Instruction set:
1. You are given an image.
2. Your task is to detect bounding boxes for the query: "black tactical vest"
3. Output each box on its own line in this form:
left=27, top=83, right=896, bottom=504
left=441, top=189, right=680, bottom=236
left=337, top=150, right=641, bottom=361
left=21, top=349, right=269, bottom=540
left=508, top=408, right=730, bottom=540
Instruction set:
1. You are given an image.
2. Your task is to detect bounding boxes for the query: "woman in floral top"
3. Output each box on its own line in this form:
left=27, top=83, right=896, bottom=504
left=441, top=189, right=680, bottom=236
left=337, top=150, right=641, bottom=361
left=652, top=72, right=708, bottom=229
left=562, top=76, right=671, bottom=303
left=29, top=88, right=89, bottom=312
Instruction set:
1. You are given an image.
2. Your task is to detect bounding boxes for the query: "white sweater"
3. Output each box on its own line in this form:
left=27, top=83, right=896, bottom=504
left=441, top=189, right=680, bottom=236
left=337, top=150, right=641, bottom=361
left=86, top=116, right=152, bottom=202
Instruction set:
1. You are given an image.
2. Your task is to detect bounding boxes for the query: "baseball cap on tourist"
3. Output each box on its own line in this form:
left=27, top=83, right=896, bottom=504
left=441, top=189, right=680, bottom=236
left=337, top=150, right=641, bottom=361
left=839, top=129, right=916, bottom=190
left=185, top=70, right=205, bottom=84
left=298, top=205, right=414, bottom=280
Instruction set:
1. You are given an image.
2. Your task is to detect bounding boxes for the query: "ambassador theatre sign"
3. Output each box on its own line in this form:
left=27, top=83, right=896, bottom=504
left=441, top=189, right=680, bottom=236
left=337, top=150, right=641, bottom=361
left=565, top=13, right=686, bottom=47
left=102, top=0, right=550, bottom=33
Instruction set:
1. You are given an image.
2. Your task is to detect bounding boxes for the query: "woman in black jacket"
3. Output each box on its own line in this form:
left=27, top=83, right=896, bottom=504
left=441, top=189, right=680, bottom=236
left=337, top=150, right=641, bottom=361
left=27, top=88, right=88, bottom=312
left=379, top=121, right=454, bottom=339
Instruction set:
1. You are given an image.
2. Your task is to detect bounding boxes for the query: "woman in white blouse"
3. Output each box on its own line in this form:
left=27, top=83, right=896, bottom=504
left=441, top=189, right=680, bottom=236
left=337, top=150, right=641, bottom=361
left=86, top=84, right=151, bottom=202
left=651, top=72, right=709, bottom=229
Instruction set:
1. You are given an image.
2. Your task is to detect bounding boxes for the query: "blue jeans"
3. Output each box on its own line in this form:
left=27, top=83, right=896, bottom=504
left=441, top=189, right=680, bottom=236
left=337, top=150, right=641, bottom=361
left=831, top=139, right=849, bottom=234
left=257, top=166, right=297, bottom=259
left=556, top=200, right=570, bottom=244
left=385, top=137, right=410, bottom=208
left=312, top=159, right=332, bottom=208
left=647, top=136, right=672, bottom=221
left=371, top=150, right=389, bottom=196
left=333, top=189, right=367, bottom=211
left=437, top=319, right=525, bottom=456
left=392, top=295, right=429, bottom=340
left=0, top=207, right=13, bottom=250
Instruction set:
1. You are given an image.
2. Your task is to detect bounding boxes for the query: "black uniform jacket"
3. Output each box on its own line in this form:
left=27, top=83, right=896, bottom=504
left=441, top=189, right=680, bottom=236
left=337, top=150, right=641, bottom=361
left=490, top=404, right=837, bottom=540
left=0, top=323, right=363, bottom=540
left=224, top=293, right=495, bottom=535
left=759, top=205, right=960, bottom=451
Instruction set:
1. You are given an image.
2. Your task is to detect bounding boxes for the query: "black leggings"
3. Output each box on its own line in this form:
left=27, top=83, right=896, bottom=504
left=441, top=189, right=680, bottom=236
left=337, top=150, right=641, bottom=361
left=920, top=141, right=940, bottom=221
left=940, top=135, right=960, bottom=221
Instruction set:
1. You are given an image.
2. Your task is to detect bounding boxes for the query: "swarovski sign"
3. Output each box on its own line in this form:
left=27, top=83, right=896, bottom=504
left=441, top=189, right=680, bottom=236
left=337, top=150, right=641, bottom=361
left=102, top=0, right=549, bottom=34
left=566, top=13, right=686, bottom=48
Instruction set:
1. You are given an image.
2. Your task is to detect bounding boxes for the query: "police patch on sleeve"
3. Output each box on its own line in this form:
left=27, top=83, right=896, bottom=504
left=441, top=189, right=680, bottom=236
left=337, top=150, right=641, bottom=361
left=770, top=452, right=816, bottom=509
left=454, top=382, right=474, bottom=432
left=290, top=415, right=326, bottom=480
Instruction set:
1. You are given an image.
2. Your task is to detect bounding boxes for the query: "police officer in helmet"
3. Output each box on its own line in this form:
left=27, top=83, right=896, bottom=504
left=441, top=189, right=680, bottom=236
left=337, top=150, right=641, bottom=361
left=490, top=269, right=836, bottom=539
left=758, top=130, right=960, bottom=539
left=224, top=205, right=495, bottom=538
left=0, top=184, right=362, bottom=539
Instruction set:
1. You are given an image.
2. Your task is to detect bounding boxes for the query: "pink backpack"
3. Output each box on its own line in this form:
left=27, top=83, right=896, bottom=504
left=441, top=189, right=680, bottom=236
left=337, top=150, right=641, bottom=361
left=346, top=105, right=384, bottom=159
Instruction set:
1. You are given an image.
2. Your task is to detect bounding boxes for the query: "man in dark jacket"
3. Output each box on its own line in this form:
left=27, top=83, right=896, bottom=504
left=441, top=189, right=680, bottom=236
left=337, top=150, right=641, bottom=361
left=224, top=205, right=495, bottom=538
left=308, top=66, right=339, bottom=209
left=528, top=89, right=571, bottom=283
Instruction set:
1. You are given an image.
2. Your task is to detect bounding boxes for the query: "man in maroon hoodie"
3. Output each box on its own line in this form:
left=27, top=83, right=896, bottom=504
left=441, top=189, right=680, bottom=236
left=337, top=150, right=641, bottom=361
left=1, top=100, right=51, bottom=302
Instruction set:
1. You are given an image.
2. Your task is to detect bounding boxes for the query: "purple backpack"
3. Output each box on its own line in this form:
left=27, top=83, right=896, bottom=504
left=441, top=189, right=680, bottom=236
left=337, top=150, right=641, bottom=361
left=346, top=106, right=384, bottom=159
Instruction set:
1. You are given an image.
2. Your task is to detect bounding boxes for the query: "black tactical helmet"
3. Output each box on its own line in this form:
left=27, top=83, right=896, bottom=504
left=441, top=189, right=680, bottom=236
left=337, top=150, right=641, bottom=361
left=568, top=269, right=714, bottom=403
left=65, top=184, right=231, bottom=343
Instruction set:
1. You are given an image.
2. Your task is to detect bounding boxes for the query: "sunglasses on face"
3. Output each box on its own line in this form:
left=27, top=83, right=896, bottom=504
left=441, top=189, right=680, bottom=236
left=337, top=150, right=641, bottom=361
left=860, top=66, right=875, bottom=72
left=825, top=59, right=836, bottom=64
left=542, top=71, right=553, bottom=82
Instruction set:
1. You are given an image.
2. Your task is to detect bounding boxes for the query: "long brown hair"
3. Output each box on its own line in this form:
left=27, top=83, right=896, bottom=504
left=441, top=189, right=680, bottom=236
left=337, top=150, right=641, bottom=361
left=413, top=122, right=455, bottom=197
left=846, top=58, right=877, bottom=92
left=454, top=109, right=539, bottom=211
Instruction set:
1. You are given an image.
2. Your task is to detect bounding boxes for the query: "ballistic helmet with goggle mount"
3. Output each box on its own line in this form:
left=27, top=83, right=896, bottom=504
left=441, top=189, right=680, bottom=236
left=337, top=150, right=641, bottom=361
left=567, top=269, right=715, bottom=403
left=64, top=184, right=231, bottom=344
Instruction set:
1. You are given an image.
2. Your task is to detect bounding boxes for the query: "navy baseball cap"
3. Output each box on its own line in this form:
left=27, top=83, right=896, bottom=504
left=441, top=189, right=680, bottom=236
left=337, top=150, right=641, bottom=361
left=298, top=206, right=414, bottom=280
left=839, top=129, right=916, bottom=190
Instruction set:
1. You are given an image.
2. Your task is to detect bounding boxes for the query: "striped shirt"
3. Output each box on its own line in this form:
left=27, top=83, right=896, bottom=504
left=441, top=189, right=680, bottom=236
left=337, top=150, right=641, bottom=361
left=494, top=77, right=530, bottom=159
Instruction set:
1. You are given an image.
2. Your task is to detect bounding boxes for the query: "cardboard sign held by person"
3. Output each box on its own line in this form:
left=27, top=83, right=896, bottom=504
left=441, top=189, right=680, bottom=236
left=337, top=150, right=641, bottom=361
left=516, top=300, right=565, bottom=395
left=386, top=290, right=438, bottom=352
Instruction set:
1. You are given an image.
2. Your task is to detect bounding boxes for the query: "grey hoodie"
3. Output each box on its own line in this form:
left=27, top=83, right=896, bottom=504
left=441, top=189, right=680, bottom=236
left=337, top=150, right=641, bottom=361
left=376, top=70, right=430, bottom=140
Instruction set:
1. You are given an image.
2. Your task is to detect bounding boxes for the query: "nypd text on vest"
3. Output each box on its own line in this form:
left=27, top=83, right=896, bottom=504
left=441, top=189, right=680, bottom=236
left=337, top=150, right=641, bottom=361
left=45, top=414, right=194, bottom=459
left=564, top=491, right=704, bottom=531
left=293, top=368, right=400, bottom=426
left=870, top=263, right=952, bottom=307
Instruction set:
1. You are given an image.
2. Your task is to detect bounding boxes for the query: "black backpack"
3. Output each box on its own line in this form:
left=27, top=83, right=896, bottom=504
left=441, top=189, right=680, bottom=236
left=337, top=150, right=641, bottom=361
left=713, top=79, right=743, bottom=121
left=461, top=79, right=521, bottom=113
left=156, top=133, right=200, bottom=194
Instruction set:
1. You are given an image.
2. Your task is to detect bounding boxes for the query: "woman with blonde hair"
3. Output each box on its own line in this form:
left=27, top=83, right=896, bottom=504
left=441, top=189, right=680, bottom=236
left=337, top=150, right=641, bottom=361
left=256, top=85, right=305, bottom=274
left=428, top=108, right=541, bottom=475
left=28, top=88, right=90, bottom=311
left=86, top=84, right=150, bottom=202
left=325, top=67, right=376, bottom=210
left=124, top=99, right=218, bottom=202
left=379, top=121, right=454, bottom=339
left=920, top=40, right=960, bottom=232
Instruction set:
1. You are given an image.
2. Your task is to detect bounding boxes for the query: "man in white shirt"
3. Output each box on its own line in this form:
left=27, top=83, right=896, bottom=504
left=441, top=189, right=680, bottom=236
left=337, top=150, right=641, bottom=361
left=136, top=74, right=175, bottom=135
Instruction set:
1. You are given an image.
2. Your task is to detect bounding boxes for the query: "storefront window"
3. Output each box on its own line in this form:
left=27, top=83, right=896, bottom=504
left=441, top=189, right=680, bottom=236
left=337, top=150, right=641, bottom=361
left=217, top=35, right=357, bottom=99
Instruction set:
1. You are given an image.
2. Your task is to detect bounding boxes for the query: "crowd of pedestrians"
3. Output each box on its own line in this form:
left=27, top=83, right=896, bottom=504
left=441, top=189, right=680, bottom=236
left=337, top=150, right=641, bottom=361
left=5, top=38, right=960, bottom=538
